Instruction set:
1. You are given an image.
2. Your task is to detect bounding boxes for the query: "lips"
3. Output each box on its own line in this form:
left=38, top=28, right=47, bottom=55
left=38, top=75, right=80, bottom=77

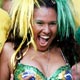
left=38, top=35, right=50, bottom=47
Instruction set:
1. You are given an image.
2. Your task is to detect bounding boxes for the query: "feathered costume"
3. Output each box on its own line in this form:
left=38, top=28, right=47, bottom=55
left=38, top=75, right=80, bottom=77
left=0, top=8, right=11, bottom=53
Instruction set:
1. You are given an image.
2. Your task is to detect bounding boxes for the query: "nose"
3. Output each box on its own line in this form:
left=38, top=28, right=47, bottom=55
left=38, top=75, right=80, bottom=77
left=43, top=24, right=50, bottom=34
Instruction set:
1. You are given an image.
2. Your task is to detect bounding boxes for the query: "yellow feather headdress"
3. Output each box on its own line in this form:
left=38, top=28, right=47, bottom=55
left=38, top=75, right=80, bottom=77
left=10, top=0, right=39, bottom=69
left=0, top=8, right=11, bottom=53
left=68, top=0, right=80, bottom=28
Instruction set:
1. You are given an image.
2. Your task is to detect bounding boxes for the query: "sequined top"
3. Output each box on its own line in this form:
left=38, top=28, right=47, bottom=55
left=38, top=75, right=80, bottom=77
left=14, top=63, right=72, bottom=80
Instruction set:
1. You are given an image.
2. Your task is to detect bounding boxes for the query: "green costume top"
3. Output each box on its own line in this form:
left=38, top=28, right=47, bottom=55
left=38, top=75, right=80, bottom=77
left=14, top=63, right=72, bottom=80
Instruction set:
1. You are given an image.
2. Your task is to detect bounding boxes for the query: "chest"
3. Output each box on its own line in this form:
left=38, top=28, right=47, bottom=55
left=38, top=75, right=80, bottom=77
left=14, top=63, right=71, bottom=80
left=14, top=49, right=72, bottom=80
left=20, top=52, right=66, bottom=78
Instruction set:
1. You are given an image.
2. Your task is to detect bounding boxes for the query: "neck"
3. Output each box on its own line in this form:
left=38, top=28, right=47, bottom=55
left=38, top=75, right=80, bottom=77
left=29, top=44, right=51, bottom=53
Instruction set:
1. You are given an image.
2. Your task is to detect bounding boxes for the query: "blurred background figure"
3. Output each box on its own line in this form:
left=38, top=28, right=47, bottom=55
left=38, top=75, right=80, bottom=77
left=0, top=8, right=11, bottom=53
left=0, top=0, right=12, bottom=12
left=0, top=0, right=3, bottom=8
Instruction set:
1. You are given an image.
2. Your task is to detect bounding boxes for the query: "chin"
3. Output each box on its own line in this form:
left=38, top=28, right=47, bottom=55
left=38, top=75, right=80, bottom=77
left=37, top=47, right=49, bottom=52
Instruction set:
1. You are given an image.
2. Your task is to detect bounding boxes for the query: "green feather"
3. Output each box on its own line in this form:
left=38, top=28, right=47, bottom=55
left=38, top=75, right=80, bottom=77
left=75, top=27, right=80, bottom=45
left=55, top=0, right=75, bottom=40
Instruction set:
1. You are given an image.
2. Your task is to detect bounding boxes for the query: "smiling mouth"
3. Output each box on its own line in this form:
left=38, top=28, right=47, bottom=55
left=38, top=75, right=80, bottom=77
left=38, top=35, right=50, bottom=47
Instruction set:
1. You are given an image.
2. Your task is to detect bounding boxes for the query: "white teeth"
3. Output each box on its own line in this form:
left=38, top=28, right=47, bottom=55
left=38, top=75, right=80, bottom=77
left=40, top=35, right=49, bottom=39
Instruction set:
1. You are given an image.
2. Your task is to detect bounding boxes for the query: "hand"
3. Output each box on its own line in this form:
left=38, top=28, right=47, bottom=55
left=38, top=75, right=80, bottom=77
left=10, top=74, right=14, bottom=80
left=71, top=63, right=80, bottom=80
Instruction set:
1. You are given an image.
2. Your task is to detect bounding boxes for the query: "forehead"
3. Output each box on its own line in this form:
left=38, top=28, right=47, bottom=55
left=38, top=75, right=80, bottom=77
left=33, top=7, right=57, bottom=20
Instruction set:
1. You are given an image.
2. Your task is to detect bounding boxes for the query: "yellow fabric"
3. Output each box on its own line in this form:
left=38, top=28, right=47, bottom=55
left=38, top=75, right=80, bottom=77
left=69, top=0, right=80, bottom=27
left=0, top=8, right=11, bottom=53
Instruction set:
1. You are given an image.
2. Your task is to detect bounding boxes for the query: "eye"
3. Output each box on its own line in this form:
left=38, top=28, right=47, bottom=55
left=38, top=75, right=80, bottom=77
left=36, top=21, right=43, bottom=25
left=34, top=20, right=44, bottom=26
left=49, top=21, right=57, bottom=26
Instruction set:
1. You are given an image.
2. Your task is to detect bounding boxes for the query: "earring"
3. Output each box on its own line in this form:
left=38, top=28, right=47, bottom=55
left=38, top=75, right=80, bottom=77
left=57, top=39, right=60, bottom=42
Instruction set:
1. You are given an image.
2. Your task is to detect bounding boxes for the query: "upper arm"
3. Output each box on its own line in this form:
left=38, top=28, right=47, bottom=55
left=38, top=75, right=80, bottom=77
left=0, top=42, right=14, bottom=80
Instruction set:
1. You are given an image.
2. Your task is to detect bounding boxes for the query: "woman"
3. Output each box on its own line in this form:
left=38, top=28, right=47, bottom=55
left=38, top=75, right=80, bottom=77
left=0, top=0, right=80, bottom=80
left=1, top=0, right=12, bottom=12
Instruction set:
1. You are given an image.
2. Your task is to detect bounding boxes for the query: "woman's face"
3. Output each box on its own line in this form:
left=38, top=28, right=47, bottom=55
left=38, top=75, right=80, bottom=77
left=32, top=7, right=57, bottom=51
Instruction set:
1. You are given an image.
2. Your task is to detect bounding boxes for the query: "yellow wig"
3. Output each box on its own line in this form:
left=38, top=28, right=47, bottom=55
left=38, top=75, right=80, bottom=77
left=0, top=8, right=11, bottom=53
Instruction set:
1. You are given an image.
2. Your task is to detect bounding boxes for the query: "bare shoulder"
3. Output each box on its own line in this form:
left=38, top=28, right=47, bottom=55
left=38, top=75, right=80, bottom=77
left=3, top=42, right=14, bottom=50
left=2, top=42, right=14, bottom=56
left=0, top=42, right=15, bottom=80
left=0, top=42, right=15, bottom=64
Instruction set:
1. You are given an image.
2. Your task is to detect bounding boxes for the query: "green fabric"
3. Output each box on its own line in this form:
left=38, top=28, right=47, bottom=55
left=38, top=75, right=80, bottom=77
left=75, top=27, right=80, bottom=45
left=14, top=63, right=72, bottom=80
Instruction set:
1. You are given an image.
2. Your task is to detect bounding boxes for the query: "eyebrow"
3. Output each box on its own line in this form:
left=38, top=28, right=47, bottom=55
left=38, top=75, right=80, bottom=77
left=34, top=20, right=57, bottom=23
left=49, top=21, right=57, bottom=24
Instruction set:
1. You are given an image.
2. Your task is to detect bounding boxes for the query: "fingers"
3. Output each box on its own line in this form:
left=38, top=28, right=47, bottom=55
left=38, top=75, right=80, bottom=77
left=71, top=64, right=80, bottom=80
left=10, top=74, right=14, bottom=80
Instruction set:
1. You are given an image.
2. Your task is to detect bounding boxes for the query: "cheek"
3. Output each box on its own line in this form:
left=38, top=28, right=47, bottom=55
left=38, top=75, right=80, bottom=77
left=51, top=26, right=57, bottom=36
left=32, top=25, right=39, bottom=36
